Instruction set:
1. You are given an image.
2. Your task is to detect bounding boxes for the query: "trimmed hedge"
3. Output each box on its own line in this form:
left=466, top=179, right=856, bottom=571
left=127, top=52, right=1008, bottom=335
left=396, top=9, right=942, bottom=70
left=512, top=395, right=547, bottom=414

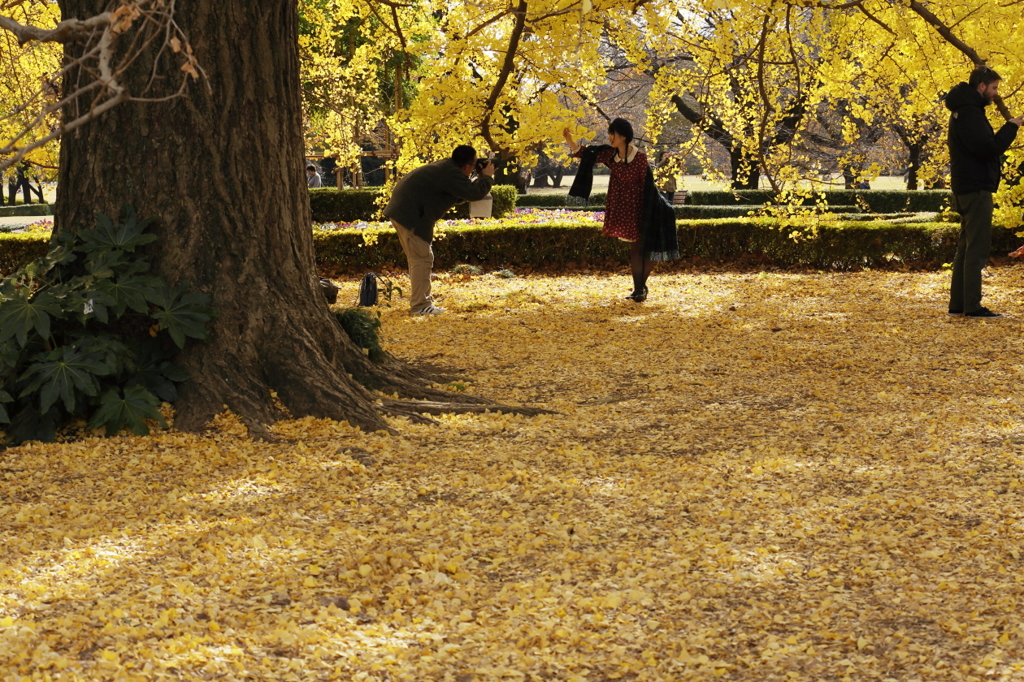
left=686, top=189, right=951, bottom=212
left=313, top=219, right=1022, bottom=272
left=676, top=205, right=863, bottom=219
left=517, top=192, right=606, bottom=207
left=309, top=185, right=519, bottom=223
left=0, top=204, right=52, bottom=218
left=447, top=185, right=518, bottom=219
left=309, top=188, right=380, bottom=222
left=0, top=232, right=50, bottom=275
left=517, top=189, right=951, bottom=213
left=6, top=219, right=1021, bottom=277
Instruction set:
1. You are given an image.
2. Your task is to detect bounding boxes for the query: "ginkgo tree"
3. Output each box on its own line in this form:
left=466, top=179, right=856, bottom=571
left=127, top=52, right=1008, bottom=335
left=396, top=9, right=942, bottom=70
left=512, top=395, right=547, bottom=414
left=1, top=0, right=1021, bottom=439
left=309, top=0, right=1020, bottom=206
left=630, top=0, right=1022, bottom=196
left=0, top=0, right=549, bottom=439
left=0, top=2, right=62, bottom=174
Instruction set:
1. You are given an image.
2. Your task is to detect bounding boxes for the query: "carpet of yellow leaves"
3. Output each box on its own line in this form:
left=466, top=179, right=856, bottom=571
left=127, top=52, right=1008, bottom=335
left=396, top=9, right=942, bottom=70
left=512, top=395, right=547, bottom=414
left=4, top=267, right=1024, bottom=681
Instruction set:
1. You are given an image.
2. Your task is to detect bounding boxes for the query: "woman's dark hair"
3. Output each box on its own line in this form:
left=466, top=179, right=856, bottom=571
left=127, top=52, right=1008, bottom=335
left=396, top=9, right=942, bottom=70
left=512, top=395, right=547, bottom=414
left=969, top=66, right=1001, bottom=88
left=451, top=145, right=477, bottom=167
left=306, top=164, right=317, bottom=172
left=608, top=118, right=634, bottom=144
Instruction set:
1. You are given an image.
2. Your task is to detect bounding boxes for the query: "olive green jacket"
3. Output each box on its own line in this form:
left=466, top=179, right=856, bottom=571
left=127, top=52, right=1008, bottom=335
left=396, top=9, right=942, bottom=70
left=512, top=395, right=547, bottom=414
left=383, top=159, right=494, bottom=242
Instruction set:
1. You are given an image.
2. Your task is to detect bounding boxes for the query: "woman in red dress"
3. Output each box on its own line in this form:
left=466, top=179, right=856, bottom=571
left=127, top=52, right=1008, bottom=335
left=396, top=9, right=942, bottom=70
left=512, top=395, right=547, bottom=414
left=563, top=118, right=655, bottom=301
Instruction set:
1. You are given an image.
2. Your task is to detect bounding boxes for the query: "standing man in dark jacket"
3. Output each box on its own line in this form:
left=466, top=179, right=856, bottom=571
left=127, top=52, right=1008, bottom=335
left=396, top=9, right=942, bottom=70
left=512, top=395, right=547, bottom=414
left=384, top=145, right=494, bottom=315
left=945, top=66, right=1022, bottom=318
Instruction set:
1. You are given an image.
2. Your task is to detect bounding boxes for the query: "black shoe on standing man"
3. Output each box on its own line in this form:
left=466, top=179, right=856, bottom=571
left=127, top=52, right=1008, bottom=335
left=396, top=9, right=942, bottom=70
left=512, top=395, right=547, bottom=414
left=944, top=66, right=1023, bottom=318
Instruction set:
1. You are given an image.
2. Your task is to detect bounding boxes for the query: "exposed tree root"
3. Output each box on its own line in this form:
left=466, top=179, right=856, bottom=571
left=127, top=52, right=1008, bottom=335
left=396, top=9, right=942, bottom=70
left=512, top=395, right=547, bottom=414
left=377, top=404, right=440, bottom=425
left=379, top=398, right=558, bottom=418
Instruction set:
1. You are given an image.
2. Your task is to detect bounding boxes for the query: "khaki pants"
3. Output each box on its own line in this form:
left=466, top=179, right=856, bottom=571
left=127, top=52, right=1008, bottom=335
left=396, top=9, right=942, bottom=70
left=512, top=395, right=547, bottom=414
left=392, top=220, right=434, bottom=313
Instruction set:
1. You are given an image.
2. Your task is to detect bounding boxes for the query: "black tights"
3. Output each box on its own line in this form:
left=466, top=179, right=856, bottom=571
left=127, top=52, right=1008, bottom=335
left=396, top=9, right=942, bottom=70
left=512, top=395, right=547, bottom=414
left=629, top=241, right=655, bottom=294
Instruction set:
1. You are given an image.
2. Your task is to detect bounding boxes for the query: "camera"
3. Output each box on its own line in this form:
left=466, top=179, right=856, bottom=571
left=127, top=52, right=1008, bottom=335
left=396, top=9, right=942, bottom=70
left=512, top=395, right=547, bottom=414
left=475, top=157, right=491, bottom=173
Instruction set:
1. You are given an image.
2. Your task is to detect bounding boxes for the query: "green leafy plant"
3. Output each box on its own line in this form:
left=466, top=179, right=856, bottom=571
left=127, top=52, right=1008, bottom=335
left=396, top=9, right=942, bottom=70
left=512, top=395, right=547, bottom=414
left=334, top=308, right=385, bottom=362
left=310, top=186, right=520, bottom=223
left=451, top=264, right=483, bottom=275
left=374, top=272, right=402, bottom=304
left=0, top=206, right=214, bottom=443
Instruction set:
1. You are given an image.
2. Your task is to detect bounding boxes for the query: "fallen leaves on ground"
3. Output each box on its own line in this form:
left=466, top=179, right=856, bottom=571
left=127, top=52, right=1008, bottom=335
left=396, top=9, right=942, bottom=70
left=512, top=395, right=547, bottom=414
left=4, top=266, right=1024, bottom=681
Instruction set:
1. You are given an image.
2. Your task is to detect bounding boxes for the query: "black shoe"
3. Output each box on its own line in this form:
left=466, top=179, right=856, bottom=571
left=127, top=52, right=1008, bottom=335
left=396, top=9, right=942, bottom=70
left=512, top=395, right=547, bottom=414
left=965, top=307, right=1002, bottom=318
left=948, top=309, right=963, bottom=315
left=628, top=285, right=648, bottom=303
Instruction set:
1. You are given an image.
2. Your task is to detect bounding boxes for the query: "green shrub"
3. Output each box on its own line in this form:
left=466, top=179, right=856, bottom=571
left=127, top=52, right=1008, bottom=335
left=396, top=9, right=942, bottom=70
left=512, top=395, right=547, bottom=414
left=309, top=188, right=382, bottom=223
left=492, top=185, right=519, bottom=218
left=676, top=205, right=863, bottom=219
left=447, top=184, right=518, bottom=219
left=334, top=308, right=385, bottom=362
left=671, top=219, right=974, bottom=268
left=312, top=218, right=1020, bottom=272
left=0, top=207, right=214, bottom=443
left=837, top=190, right=950, bottom=213
left=7, top=218, right=1021, bottom=296
left=311, top=185, right=518, bottom=223
left=687, top=190, right=775, bottom=206
left=516, top=192, right=606, bottom=207
left=517, top=189, right=951, bottom=212
left=517, top=194, right=568, bottom=207
left=684, top=189, right=951, bottom=212
left=0, top=232, right=50, bottom=276
left=0, top=204, right=52, bottom=218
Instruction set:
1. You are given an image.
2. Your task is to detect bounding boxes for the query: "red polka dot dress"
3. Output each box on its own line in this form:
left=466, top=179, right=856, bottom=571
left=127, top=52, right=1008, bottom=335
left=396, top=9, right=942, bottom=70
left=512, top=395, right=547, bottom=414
left=576, top=145, right=647, bottom=242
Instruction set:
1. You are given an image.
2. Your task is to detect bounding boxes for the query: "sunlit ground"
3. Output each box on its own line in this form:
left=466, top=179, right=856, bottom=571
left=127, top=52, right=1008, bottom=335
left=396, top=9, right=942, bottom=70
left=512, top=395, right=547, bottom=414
left=3, top=267, right=1024, bottom=681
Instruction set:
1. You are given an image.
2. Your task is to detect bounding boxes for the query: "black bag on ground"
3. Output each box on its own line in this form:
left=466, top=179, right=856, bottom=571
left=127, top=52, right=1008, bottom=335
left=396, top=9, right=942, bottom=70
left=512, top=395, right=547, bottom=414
left=358, top=272, right=379, bottom=307
left=319, top=277, right=339, bottom=304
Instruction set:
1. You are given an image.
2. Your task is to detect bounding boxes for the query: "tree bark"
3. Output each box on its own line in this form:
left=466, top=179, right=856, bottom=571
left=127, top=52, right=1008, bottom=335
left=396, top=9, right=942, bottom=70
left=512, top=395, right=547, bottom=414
left=730, top=147, right=761, bottom=190
left=905, top=143, right=921, bottom=191
left=52, top=0, right=469, bottom=435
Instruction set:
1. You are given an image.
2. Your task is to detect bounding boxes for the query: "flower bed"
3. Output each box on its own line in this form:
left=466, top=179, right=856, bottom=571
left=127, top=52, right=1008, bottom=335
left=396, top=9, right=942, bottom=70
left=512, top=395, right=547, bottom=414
left=314, top=207, right=605, bottom=232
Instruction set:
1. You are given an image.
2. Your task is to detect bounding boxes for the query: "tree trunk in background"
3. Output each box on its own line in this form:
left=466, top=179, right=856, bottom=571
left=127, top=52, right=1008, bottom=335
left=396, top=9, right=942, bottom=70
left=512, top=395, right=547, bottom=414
left=730, top=148, right=761, bottom=190
left=53, top=0, right=416, bottom=434
left=905, top=141, right=925, bottom=190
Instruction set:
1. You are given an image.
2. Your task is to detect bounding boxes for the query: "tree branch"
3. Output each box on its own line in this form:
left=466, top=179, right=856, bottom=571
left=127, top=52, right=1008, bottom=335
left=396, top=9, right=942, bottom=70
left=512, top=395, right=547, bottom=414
left=0, top=0, right=204, bottom=174
left=480, top=0, right=528, bottom=156
left=906, top=0, right=1012, bottom=120
left=0, top=11, right=113, bottom=45
left=670, top=94, right=736, bottom=151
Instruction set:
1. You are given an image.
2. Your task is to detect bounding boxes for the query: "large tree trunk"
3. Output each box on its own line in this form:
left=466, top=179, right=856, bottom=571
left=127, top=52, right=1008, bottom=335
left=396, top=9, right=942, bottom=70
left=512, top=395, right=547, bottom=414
left=52, top=0, right=466, bottom=435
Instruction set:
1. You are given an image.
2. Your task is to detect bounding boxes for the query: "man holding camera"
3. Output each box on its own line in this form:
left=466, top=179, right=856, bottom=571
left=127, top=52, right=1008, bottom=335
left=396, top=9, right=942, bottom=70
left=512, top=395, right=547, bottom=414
left=945, top=66, right=1022, bottom=318
left=384, top=145, right=494, bottom=315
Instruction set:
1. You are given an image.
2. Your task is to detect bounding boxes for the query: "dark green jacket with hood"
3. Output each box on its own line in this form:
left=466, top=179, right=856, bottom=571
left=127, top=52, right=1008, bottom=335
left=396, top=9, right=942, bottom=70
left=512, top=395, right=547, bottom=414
left=944, top=82, right=1020, bottom=195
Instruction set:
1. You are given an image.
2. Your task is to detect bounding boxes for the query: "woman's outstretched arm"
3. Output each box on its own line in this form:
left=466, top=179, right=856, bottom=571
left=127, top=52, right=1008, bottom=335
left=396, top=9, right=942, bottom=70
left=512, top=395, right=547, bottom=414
left=562, top=128, right=581, bottom=154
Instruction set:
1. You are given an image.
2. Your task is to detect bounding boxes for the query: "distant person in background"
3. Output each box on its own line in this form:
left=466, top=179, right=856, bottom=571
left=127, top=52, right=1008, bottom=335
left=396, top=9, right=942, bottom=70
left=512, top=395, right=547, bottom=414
left=944, top=65, right=1022, bottom=318
left=306, top=163, right=323, bottom=188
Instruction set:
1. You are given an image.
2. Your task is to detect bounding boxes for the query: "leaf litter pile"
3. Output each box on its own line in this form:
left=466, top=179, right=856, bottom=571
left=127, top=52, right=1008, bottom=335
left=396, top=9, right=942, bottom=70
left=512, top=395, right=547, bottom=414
left=4, top=266, right=1024, bottom=681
